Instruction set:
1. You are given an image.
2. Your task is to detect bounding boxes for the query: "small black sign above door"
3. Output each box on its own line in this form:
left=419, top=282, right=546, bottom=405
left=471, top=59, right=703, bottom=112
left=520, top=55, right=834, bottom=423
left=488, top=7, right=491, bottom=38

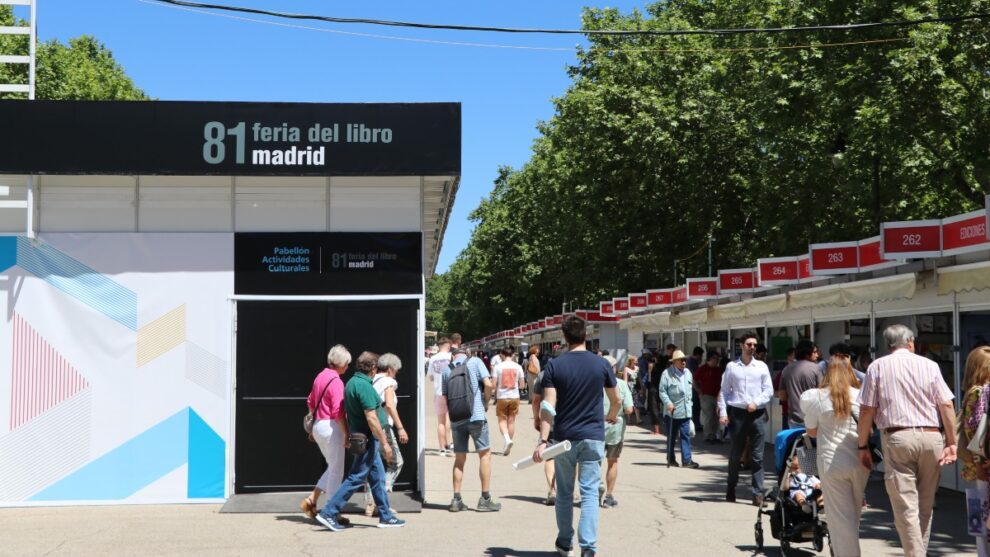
left=234, top=232, right=422, bottom=295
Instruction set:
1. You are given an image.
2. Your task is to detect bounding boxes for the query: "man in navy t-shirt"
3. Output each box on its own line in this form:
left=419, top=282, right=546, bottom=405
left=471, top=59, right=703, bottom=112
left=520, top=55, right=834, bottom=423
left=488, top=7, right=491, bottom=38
left=534, top=315, right=618, bottom=557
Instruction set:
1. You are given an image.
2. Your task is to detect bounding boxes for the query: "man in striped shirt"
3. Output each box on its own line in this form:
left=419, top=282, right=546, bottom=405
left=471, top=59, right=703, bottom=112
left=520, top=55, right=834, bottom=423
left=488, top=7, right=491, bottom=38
left=856, top=324, right=957, bottom=557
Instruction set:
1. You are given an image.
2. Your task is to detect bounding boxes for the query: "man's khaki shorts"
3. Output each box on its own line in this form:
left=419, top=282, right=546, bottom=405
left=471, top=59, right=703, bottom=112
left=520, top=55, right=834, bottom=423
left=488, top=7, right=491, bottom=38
left=496, top=398, right=520, bottom=418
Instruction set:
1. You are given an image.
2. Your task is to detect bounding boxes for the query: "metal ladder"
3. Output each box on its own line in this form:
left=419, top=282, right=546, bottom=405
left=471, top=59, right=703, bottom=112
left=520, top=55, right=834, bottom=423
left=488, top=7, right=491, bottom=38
left=0, top=0, right=36, bottom=99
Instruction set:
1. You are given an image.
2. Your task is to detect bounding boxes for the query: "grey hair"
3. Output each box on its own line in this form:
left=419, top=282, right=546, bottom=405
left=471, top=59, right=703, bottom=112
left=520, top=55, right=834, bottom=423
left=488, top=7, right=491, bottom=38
left=883, top=324, right=915, bottom=349
left=327, top=344, right=352, bottom=368
left=378, top=352, right=402, bottom=372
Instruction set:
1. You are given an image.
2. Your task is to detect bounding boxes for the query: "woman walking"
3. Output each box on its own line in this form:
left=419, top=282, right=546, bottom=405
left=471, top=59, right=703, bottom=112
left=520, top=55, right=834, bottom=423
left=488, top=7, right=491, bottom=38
left=959, top=346, right=990, bottom=556
left=301, top=345, right=351, bottom=525
left=800, top=356, right=868, bottom=557
left=526, top=345, right=541, bottom=403
left=624, top=356, right=641, bottom=425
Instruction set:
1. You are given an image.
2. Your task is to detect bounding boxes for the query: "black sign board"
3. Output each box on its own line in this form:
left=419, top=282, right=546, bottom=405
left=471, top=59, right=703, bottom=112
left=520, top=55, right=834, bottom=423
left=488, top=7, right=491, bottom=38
left=0, top=100, right=459, bottom=176
left=234, top=232, right=422, bottom=295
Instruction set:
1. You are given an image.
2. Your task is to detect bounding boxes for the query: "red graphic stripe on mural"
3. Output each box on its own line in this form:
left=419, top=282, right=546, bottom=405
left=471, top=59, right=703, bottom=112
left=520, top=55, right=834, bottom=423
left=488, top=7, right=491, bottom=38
left=9, top=313, right=89, bottom=430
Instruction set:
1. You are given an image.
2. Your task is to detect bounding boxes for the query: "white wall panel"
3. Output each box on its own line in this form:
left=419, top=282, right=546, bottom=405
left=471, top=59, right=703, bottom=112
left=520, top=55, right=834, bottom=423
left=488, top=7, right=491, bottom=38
left=40, top=176, right=136, bottom=232
left=0, top=177, right=26, bottom=233
left=330, top=177, right=419, bottom=232
left=139, top=176, right=232, bottom=232
left=234, top=176, right=326, bottom=232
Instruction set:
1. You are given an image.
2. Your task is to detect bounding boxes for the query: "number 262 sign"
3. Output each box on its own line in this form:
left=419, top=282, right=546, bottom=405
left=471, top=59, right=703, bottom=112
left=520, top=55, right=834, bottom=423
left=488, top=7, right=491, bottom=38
left=880, top=220, right=942, bottom=259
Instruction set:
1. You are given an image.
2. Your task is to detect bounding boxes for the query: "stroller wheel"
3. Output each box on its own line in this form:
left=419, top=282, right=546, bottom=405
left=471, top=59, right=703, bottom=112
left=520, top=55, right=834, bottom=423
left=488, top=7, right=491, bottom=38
left=780, top=539, right=790, bottom=555
left=754, top=521, right=764, bottom=549
left=813, top=534, right=824, bottom=552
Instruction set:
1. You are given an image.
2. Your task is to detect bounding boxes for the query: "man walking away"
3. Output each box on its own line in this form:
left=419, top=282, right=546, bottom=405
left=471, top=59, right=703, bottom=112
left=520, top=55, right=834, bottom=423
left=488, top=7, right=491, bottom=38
left=428, top=337, right=453, bottom=456
left=719, top=333, right=774, bottom=507
left=535, top=316, right=619, bottom=557
left=777, top=339, right=823, bottom=427
left=316, top=351, right=405, bottom=531
left=444, top=347, right=501, bottom=512
left=856, top=324, right=957, bottom=557
left=493, top=346, right=525, bottom=456
left=696, top=351, right=723, bottom=443
left=602, top=355, right=634, bottom=508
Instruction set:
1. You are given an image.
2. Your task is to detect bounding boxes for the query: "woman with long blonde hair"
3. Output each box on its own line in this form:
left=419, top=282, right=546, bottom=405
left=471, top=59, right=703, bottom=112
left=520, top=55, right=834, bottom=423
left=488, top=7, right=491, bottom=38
left=959, top=345, right=990, bottom=555
left=800, top=356, right=868, bottom=556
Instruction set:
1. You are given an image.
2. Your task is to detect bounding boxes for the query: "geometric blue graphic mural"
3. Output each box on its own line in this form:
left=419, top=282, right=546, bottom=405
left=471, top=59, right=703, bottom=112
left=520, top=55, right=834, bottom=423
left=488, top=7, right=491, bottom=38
left=30, top=407, right=224, bottom=501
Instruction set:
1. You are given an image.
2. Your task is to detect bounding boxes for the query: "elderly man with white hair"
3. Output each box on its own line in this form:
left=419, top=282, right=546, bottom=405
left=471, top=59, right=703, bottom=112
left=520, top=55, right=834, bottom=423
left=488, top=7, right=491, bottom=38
left=856, top=324, right=957, bottom=557
left=364, top=352, right=409, bottom=517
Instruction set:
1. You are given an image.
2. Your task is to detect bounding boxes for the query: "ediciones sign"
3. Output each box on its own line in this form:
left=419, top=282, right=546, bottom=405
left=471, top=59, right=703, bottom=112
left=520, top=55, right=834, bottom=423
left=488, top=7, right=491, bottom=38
left=0, top=100, right=460, bottom=176
left=235, top=232, right=422, bottom=295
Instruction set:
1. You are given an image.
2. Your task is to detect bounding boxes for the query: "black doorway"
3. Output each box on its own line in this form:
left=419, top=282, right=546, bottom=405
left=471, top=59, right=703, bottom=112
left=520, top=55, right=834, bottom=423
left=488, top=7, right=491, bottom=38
left=234, top=299, right=419, bottom=494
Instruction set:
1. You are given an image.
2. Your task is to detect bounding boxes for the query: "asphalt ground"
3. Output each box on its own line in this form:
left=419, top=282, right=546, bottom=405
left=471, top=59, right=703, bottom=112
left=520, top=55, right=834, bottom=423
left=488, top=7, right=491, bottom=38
left=0, top=387, right=976, bottom=556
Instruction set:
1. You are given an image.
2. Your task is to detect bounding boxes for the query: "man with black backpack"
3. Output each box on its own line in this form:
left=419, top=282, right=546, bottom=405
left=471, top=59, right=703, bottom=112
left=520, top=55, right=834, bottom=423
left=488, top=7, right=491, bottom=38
left=443, top=347, right=501, bottom=512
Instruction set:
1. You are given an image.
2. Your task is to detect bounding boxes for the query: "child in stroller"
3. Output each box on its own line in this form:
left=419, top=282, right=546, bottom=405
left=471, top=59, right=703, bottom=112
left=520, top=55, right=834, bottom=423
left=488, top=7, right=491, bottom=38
left=786, top=456, right=823, bottom=514
left=754, top=428, right=831, bottom=555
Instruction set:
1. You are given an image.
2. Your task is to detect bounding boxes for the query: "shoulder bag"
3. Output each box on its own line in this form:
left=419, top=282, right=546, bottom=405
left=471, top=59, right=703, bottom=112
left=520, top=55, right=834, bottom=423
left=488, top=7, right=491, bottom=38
left=965, top=385, right=990, bottom=459
left=303, top=375, right=337, bottom=442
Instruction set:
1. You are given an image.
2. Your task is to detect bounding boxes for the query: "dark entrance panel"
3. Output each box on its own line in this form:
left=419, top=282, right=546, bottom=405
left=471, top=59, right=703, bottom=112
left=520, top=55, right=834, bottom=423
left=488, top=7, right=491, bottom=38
left=234, top=300, right=419, bottom=494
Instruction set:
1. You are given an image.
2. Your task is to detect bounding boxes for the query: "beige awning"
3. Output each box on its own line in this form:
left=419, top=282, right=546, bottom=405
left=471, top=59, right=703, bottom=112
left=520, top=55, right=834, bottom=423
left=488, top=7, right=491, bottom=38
left=619, top=312, right=671, bottom=331
left=712, top=300, right=747, bottom=321
left=842, top=273, right=916, bottom=304
left=938, top=261, right=990, bottom=295
left=678, top=307, right=709, bottom=326
left=743, top=294, right=788, bottom=316
left=788, top=283, right=844, bottom=309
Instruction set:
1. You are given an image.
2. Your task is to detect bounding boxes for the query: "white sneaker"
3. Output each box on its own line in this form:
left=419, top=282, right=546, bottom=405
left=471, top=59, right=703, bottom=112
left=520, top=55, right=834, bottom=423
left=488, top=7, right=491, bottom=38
left=503, top=439, right=513, bottom=457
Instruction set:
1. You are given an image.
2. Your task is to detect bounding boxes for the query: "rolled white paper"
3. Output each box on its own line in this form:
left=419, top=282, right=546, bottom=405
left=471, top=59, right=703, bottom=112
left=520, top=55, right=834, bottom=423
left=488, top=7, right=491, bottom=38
left=512, top=440, right=572, bottom=471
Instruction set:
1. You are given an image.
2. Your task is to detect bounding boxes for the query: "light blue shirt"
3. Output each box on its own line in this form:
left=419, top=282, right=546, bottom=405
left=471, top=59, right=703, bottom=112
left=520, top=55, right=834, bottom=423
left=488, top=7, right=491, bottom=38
left=659, top=366, right=694, bottom=419
left=718, top=357, right=773, bottom=417
left=443, top=355, right=490, bottom=423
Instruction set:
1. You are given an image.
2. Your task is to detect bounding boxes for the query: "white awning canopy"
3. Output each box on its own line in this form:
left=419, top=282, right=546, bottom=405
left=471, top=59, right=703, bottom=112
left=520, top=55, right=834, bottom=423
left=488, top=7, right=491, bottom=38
left=744, top=294, right=788, bottom=316
left=789, top=273, right=916, bottom=309
left=938, top=261, right=990, bottom=295
left=712, top=300, right=747, bottom=321
left=619, top=312, right=671, bottom=330
left=676, top=307, right=709, bottom=326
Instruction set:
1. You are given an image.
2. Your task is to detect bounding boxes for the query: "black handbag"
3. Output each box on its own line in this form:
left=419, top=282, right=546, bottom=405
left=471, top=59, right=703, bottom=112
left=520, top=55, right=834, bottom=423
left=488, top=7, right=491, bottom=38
left=348, top=432, right=369, bottom=455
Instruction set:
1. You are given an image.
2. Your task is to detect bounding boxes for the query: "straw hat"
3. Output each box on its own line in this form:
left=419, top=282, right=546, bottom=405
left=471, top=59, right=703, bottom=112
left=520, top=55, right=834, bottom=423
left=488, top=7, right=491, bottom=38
left=670, top=350, right=687, bottom=361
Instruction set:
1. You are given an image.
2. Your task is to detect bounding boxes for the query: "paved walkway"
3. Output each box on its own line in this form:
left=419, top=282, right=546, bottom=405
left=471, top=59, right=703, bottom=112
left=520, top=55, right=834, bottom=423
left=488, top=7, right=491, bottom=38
left=0, top=387, right=977, bottom=556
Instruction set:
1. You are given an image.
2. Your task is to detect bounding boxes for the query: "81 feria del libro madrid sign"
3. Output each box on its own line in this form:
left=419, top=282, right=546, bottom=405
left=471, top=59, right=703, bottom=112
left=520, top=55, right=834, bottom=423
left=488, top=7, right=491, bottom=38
left=0, top=100, right=460, bottom=177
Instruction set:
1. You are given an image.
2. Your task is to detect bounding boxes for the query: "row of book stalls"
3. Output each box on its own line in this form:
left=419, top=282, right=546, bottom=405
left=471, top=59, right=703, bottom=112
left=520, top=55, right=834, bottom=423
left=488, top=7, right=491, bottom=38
left=470, top=197, right=990, bottom=493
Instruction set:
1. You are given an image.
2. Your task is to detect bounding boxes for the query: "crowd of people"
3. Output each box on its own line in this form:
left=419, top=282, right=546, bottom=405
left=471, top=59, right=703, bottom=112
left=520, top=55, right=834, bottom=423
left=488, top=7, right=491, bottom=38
left=298, top=318, right=987, bottom=557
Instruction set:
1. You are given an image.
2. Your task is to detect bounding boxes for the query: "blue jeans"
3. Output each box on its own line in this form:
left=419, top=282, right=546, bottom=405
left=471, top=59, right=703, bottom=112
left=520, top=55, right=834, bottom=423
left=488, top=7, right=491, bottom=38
left=666, top=417, right=693, bottom=464
left=319, top=436, right=395, bottom=522
left=727, top=406, right=767, bottom=496
left=554, top=439, right=605, bottom=552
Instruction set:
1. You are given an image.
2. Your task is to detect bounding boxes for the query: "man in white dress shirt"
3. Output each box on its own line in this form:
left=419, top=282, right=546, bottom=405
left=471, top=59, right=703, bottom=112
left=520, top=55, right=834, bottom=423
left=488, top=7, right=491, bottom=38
left=718, top=332, right=774, bottom=507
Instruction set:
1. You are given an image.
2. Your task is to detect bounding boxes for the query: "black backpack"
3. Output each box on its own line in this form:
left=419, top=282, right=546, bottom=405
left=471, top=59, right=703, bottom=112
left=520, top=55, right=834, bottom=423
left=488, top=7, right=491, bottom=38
left=446, top=359, right=476, bottom=422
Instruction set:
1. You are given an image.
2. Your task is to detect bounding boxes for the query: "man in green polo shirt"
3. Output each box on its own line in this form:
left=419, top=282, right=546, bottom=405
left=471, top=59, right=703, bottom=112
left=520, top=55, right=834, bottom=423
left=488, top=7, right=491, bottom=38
left=317, top=351, right=406, bottom=531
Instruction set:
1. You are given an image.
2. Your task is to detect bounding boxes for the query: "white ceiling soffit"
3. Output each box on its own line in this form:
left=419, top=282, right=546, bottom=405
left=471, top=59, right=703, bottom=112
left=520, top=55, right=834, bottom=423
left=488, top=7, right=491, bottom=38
left=937, top=260, right=990, bottom=295
left=788, top=273, right=917, bottom=309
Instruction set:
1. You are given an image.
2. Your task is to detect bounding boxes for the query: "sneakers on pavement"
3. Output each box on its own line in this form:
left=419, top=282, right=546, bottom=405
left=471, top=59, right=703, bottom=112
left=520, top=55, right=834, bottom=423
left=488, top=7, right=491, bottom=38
left=581, top=550, right=596, bottom=557
left=503, top=439, right=513, bottom=456
left=449, top=497, right=468, bottom=512
left=683, top=461, right=700, bottom=469
left=477, top=496, right=502, bottom=512
left=314, top=513, right=345, bottom=532
left=601, top=494, right=618, bottom=508
left=545, top=490, right=556, bottom=506
left=377, top=517, right=406, bottom=528
left=555, top=541, right=574, bottom=556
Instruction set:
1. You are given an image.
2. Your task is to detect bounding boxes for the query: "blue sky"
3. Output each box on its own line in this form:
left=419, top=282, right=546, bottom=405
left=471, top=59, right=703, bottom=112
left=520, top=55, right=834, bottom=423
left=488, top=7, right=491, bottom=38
left=25, top=0, right=646, bottom=273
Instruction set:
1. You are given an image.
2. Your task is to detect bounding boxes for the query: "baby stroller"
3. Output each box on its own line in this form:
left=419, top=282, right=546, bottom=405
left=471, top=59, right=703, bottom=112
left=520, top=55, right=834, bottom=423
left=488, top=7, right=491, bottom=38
left=754, top=428, right=832, bottom=555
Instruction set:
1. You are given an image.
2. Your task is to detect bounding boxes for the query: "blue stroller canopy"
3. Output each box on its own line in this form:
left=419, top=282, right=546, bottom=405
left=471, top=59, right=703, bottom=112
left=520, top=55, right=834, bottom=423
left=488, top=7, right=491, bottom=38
left=774, top=427, right=806, bottom=477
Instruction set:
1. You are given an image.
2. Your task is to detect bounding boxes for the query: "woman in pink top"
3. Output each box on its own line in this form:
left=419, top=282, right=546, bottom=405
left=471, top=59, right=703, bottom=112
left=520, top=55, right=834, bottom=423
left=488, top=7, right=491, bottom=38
left=300, top=344, right=350, bottom=523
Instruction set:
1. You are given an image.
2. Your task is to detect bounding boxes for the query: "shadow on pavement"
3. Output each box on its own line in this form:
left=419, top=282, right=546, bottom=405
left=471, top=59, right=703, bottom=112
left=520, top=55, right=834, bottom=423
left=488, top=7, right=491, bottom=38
left=502, top=494, right=550, bottom=506
left=273, top=515, right=313, bottom=524
left=484, top=547, right=559, bottom=557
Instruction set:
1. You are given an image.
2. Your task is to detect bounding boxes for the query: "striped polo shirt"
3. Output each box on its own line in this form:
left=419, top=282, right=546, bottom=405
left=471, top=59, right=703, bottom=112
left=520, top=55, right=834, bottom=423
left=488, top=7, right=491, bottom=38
left=857, top=348, right=954, bottom=429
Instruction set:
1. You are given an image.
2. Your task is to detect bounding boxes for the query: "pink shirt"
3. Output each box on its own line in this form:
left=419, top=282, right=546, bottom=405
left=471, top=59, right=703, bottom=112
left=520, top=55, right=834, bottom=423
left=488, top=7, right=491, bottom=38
left=857, top=348, right=954, bottom=429
left=307, top=368, right=345, bottom=420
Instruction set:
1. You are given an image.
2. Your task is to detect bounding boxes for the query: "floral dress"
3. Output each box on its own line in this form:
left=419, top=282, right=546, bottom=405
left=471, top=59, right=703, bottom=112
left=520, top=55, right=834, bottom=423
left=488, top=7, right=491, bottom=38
left=962, top=384, right=990, bottom=544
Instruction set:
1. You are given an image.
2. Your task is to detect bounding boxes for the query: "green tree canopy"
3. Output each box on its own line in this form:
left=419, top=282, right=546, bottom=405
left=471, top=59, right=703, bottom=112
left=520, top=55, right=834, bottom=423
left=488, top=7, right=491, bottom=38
left=441, top=0, right=990, bottom=340
left=1, top=6, right=148, bottom=100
